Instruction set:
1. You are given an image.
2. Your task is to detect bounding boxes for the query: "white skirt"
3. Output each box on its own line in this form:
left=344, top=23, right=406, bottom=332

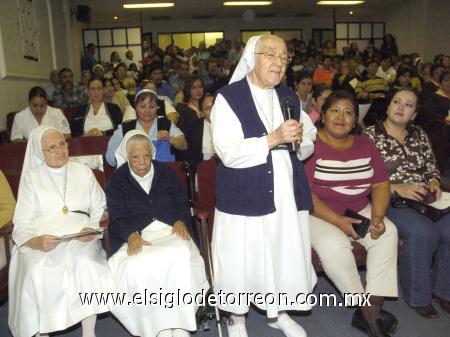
left=8, top=238, right=113, bottom=337
left=108, top=220, right=209, bottom=337
left=212, top=151, right=317, bottom=317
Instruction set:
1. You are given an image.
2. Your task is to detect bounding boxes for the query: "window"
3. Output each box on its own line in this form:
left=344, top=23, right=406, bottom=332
left=335, top=22, right=385, bottom=54
left=241, top=30, right=304, bottom=44
left=83, top=27, right=142, bottom=66
left=157, top=32, right=224, bottom=51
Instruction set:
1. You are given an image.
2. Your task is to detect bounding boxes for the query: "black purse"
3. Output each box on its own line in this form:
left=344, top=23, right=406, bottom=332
left=390, top=192, right=450, bottom=222
left=344, top=209, right=371, bottom=238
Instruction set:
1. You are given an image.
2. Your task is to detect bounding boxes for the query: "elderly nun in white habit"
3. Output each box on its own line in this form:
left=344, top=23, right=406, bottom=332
left=106, top=130, right=209, bottom=337
left=211, top=35, right=318, bottom=337
left=8, top=125, right=113, bottom=337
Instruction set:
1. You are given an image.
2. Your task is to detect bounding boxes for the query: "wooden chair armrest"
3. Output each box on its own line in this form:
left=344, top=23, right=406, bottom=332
left=0, top=222, right=13, bottom=235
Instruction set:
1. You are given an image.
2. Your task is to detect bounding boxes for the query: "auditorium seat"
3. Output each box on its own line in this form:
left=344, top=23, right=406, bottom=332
left=0, top=141, right=27, bottom=198
left=0, top=222, right=12, bottom=303
left=5, top=111, right=18, bottom=142
left=195, top=158, right=368, bottom=273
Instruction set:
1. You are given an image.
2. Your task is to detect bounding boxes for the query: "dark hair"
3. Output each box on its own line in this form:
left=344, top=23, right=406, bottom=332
left=135, top=90, right=157, bottom=106
left=316, top=90, right=359, bottom=134
left=87, top=77, right=104, bottom=88
left=395, top=66, right=412, bottom=85
left=430, top=63, right=445, bottom=77
left=28, top=86, right=47, bottom=102
left=439, top=71, right=450, bottom=83
left=115, top=63, right=128, bottom=72
left=183, top=75, right=205, bottom=102
left=58, top=67, right=72, bottom=77
left=147, top=62, right=163, bottom=76
left=294, top=72, right=313, bottom=86
left=366, top=58, right=379, bottom=67
left=311, top=83, right=330, bottom=100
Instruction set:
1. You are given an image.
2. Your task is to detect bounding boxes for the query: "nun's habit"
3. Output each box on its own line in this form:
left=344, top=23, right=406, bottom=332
left=8, top=126, right=112, bottom=337
left=211, top=36, right=318, bottom=318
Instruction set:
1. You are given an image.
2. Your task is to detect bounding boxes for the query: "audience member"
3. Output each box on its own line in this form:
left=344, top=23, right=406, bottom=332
left=123, top=49, right=136, bottom=69
left=294, top=72, right=313, bottom=113
left=331, top=60, right=357, bottom=96
left=81, top=43, right=98, bottom=72
left=45, top=70, right=60, bottom=101
left=146, top=62, right=176, bottom=101
left=106, top=89, right=186, bottom=166
left=377, top=57, right=397, bottom=84
left=169, top=62, right=189, bottom=93
left=103, top=78, right=136, bottom=122
left=313, top=55, right=336, bottom=85
left=52, top=68, right=89, bottom=108
left=71, top=78, right=122, bottom=137
left=309, top=84, right=332, bottom=124
left=305, top=90, right=398, bottom=337
left=9, top=126, right=113, bottom=337
left=106, top=130, right=208, bottom=337
left=11, top=86, right=71, bottom=141
left=115, top=63, right=137, bottom=97
left=363, top=89, right=450, bottom=319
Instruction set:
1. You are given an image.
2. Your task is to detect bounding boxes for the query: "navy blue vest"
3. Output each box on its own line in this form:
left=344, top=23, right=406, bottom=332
left=216, top=78, right=313, bottom=216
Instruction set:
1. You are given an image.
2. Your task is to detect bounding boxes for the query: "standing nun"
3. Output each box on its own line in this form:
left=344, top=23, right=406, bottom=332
left=211, top=35, right=317, bottom=337
left=9, top=125, right=112, bottom=337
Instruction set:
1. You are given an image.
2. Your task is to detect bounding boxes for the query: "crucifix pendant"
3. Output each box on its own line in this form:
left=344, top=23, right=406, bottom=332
left=63, top=205, right=68, bottom=214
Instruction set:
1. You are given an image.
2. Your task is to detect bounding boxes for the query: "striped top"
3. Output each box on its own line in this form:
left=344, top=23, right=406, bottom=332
left=305, top=135, right=388, bottom=214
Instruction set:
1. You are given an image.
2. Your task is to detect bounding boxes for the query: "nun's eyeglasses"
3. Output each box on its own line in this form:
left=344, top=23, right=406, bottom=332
left=255, top=50, right=292, bottom=65
left=42, top=141, right=68, bottom=153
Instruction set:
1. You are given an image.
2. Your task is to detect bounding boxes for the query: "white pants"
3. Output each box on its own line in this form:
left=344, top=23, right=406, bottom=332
left=310, top=204, right=398, bottom=303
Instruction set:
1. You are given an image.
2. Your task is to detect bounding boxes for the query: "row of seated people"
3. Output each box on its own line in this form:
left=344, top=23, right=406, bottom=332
left=1, top=88, right=449, bottom=337
left=9, top=76, right=217, bottom=171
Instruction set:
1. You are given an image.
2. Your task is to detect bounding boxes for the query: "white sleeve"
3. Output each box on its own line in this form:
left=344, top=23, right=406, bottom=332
left=10, top=111, right=24, bottom=141
left=123, top=105, right=137, bottom=121
left=211, top=94, right=269, bottom=169
left=163, top=98, right=177, bottom=115
left=297, top=110, right=317, bottom=161
left=55, top=109, right=71, bottom=135
left=12, top=173, right=38, bottom=251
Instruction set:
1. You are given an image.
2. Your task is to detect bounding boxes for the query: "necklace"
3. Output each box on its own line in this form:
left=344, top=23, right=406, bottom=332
left=251, top=89, right=274, bottom=132
left=48, top=167, right=69, bottom=214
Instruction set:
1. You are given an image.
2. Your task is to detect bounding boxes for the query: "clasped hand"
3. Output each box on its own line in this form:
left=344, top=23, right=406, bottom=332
left=127, top=221, right=190, bottom=256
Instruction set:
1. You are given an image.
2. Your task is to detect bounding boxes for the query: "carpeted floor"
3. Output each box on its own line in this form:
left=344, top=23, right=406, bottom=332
left=1, top=270, right=449, bottom=337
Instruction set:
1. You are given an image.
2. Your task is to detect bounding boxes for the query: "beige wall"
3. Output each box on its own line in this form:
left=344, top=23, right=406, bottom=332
left=385, top=0, right=450, bottom=60
left=0, top=0, right=70, bottom=130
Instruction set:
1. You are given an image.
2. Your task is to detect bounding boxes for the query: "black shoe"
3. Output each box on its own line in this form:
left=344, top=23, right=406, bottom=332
left=415, top=303, right=441, bottom=320
left=380, top=309, right=399, bottom=333
left=352, top=309, right=391, bottom=337
left=433, top=294, right=450, bottom=316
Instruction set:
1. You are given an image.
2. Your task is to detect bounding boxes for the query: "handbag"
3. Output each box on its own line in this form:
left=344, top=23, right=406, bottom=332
left=390, top=192, right=450, bottom=222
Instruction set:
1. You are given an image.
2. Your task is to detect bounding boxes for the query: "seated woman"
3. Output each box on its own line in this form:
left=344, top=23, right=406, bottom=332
left=308, top=84, right=331, bottom=124
left=103, top=77, right=136, bottom=122
left=106, top=89, right=187, bottom=166
left=176, top=75, right=206, bottom=131
left=71, top=78, right=123, bottom=137
left=294, top=72, right=313, bottom=113
left=11, top=87, right=71, bottom=141
left=106, top=130, right=209, bottom=337
left=8, top=126, right=112, bottom=337
left=0, top=169, right=15, bottom=270
left=304, top=91, right=398, bottom=337
left=331, top=60, right=357, bottom=97
left=174, top=93, right=217, bottom=170
left=363, top=88, right=450, bottom=319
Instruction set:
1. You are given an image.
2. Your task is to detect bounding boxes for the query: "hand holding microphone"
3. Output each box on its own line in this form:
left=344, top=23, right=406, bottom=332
left=281, top=96, right=303, bottom=152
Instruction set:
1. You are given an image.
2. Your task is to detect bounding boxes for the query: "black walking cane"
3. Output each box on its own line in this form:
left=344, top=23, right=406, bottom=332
left=182, top=162, right=224, bottom=337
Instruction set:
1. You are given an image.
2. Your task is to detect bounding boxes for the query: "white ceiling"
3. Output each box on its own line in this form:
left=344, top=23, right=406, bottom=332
left=71, top=0, right=404, bottom=23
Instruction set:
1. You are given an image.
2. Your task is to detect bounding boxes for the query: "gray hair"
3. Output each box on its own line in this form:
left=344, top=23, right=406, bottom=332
left=126, top=134, right=152, bottom=156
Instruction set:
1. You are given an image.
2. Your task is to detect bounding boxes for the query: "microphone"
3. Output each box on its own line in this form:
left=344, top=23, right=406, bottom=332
left=281, top=96, right=296, bottom=153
